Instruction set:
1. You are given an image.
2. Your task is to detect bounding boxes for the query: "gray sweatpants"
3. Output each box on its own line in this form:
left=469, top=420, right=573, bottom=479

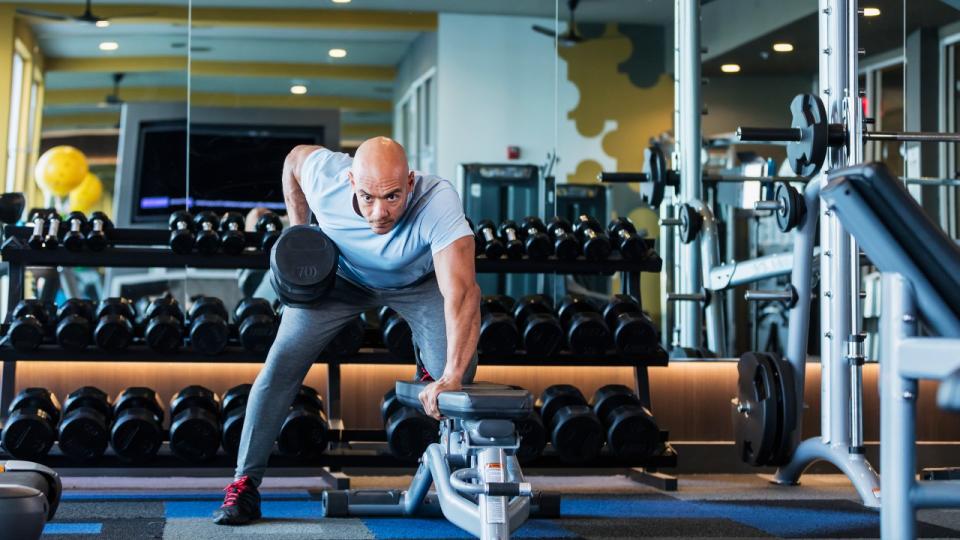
left=234, top=273, right=478, bottom=486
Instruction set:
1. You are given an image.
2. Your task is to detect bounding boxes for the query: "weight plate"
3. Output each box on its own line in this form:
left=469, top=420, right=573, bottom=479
left=678, top=204, right=702, bottom=244
left=787, top=93, right=828, bottom=177
left=762, top=352, right=799, bottom=467
left=641, top=145, right=668, bottom=208
left=732, top=351, right=779, bottom=466
left=774, top=183, right=804, bottom=233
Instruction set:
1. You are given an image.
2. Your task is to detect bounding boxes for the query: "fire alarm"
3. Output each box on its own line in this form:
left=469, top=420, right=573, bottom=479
left=507, top=146, right=521, bottom=160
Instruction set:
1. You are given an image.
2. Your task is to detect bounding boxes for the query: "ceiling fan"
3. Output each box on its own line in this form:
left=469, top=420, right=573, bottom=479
left=532, top=0, right=585, bottom=45
left=17, top=0, right=156, bottom=26
left=102, top=73, right=125, bottom=106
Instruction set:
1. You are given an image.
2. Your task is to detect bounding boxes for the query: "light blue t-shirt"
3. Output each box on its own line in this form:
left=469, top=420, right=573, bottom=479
left=299, top=148, right=473, bottom=289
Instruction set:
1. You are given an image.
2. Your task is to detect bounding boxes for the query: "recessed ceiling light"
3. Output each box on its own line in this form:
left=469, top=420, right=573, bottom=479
left=772, top=43, right=794, bottom=53
left=332, top=0, right=351, bottom=3
left=328, top=48, right=347, bottom=58
left=290, top=84, right=308, bottom=95
left=721, top=63, right=741, bottom=73
left=863, top=7, right=881, bottom=17
left=95, top=20, right=110, bottom=28
left=99, top=41, right=119, bottom=51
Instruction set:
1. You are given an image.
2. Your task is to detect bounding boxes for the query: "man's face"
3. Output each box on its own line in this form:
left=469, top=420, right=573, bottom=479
left=349, top=169, right=415, bottom=234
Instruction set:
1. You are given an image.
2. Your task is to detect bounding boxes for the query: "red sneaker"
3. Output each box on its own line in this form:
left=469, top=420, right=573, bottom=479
left=212, top=475, right=262, bottom=525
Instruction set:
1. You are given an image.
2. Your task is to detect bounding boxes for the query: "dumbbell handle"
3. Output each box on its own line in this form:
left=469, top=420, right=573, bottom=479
left=175, top=221, right=190, bottom=232
left=753, top=200, right=782, bottom=212
left=31, top=216, right=45, bottom=235
left=502, top=226, right=519, bottom=242
left=736, top=127, right=804, bottom=143
left=525, top=226, right=541, bottom=238
left=46, top=217, right=60, bottom=238
left=613, top=229, right=633, bottom=241
left=227, top=222, right=241, bottom=232
left=68, top=218, right=83, bottom=234
left=481, top=227, right=497, bottom=243
left=91, top=218, right=104, bottom=234
left=201, top=222, right=215, bottom=232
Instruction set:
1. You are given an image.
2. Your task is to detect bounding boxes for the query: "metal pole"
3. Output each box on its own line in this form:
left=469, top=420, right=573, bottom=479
left=677, top=0, right=703, bottom=352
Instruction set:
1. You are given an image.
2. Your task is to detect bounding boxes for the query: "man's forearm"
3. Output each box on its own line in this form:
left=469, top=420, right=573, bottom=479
left=282, top=167, right=310, bottom=226
left=441, top=286, right=480, bottom=381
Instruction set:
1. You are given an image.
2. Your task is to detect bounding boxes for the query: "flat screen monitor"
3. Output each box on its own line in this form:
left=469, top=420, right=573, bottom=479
left=133, top=121, right=323, bottom=221
left=114, top=104, right=339, bottom=227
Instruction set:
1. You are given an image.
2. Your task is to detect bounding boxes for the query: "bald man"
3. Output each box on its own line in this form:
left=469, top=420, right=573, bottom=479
left=214, top=137, right=480, bottom=525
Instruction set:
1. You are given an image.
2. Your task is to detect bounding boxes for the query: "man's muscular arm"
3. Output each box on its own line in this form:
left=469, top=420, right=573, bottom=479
left=282, top=145, right=324, bottom=226
left=418, top=235, right=481, bottom=418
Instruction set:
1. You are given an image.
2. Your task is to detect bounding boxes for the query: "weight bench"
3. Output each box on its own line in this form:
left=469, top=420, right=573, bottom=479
left=322, top=381, right=559, bottom=539
left=0, top=461, right=62, bottom=540
left=822, top=162, right=960, bottom=539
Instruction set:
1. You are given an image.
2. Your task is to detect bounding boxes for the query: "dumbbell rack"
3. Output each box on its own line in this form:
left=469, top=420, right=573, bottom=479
left=0, top=225, right=676, bottom=488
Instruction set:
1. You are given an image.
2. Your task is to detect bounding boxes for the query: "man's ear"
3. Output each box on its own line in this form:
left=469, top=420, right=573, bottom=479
left=408, top=171, right=415, bottom=185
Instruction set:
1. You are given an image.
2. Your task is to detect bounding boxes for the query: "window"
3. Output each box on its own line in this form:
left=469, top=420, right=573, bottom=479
left=394, top=68, right=436, bottom=172
left=5, top=50, right=24, bottom=192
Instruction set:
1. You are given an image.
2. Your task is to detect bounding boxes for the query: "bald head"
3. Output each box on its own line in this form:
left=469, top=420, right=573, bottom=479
left=348, top=137, right=415, bottom=234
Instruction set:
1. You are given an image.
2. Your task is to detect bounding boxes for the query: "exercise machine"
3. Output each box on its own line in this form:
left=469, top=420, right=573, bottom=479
left=0, top=460, right=62, bottom=540
left=322, top=381, right=559, bottom=539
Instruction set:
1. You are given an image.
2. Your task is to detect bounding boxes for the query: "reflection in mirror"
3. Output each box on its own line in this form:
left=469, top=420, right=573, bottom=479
left=552, top=0, right=673, bottom=327
left=901, top=0, right=960, bottom=234
left=184, top=1, right=560, bottom=307
left=8, top=1, right=188, bottom=307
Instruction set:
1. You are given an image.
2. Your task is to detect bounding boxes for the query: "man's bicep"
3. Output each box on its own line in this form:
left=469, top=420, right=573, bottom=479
left=433, top=236, right=476, bottom=296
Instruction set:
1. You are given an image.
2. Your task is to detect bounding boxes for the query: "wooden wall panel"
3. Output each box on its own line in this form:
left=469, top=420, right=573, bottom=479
left=14, top=360, right=959, bottom=439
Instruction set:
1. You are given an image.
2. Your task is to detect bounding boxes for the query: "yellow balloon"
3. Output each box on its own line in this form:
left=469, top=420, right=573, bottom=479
left=68, top=172, right=103, bottom=214
left=35, top=145, right=89, bottom=197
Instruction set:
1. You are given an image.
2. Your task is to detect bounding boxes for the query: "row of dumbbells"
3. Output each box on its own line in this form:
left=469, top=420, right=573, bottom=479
left=471, top=215, right=648, bottom=261
left=479, top=294, right=659, bottom=356
left=25, top=209, right=113, bottom=251
left=168, top=210, right=283, bottom=255
left=378, top=383, right=662, bottom=465
left=0, top=384, right=329, bottom=463
left=7, top=296, right=281, bottom=355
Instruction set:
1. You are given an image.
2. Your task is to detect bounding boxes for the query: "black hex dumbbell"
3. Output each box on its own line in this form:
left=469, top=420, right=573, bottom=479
left=518, top=217, right=552, bottom=260
left=187, top=296, right=229, bottom=355
left=574, top=214, right=613, bottom=261
left=607, top=217, right=646, bottom=261
left=323, top=316, right=365, bottom=358
left=379, top=307, right=414, bottom=359
left=169, top=385, right=222, bottom=463
left=168, top=211, right=195, bottom=254
left=278, top=385, right=329, bottom=458
left=381, top=388, right=439, bottom=462
left=512, top=294, right=564, bottom=357
left=55, top=298, right=95, bottom=351
left=220, top=212, right=246, bottom=255
left=256, top=212, right=283, bottom=251
left=557, top=294, right=612, bottom=354
left=221, top=383, right=251, bottom=457
left=235, top=298, right=277, bottom=354
left=497, top=220, right=525, bottom=259
left=26, top=208, right=47, bottom=249
left=141, top=295, right=184, bottom=353
left=538, top=385, right=604, bottom=464
left=590, top=384, right=661, bottom=461
left=475, top=219, right=506, bottom=259
left=43, top=209, right=62, bottom=249
left=601, top=295, right=659, bottom=355
left=546, top=217, right=581, bottom=260
left=8, top=299, right=51, bottom=351
left=58, top=386, right=112, bottom=462
left=94, top=297, right=136, bottom=351
left=479, top=295, right=518, bottom=355
left=63, top=211, right=89, bottom=252
left=514, top=408, right=548, bottom=464
left=193, top=211, right=221, bottom=254
left=1, top=388, right=60, bottom=459
left=86, top=211, right=113, bottom=251
left=111, top=387, right=165, bottom=463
